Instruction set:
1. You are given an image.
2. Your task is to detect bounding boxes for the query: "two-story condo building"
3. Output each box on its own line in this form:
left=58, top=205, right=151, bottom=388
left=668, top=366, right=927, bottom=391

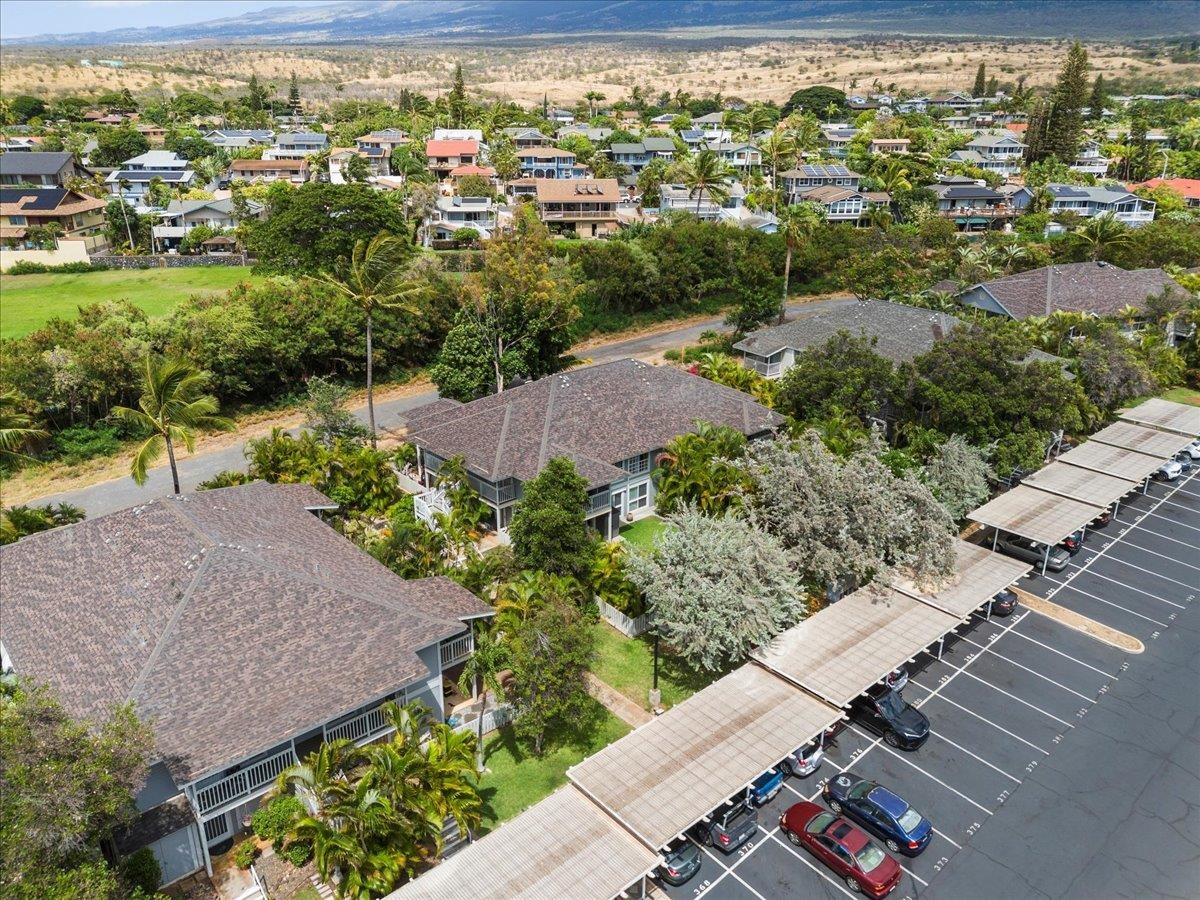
left=947, top=130, right=1027, bottom=178
left=151, top=197, right=264, bottom=251
left=105, top=150, right=195, bottom=201
left=426, top=139, right=481, bottom=178
left=516, top=147, right=587, bottom=179
left=202, top=129, right=275, bottom=150
left=1070, top=141, right=1111, bottom=176
left=535, top=178, right=620, bottom=237
left=0, top=482, right=493, bottom=889
left=405, top=359, right=782, bottom=537
left=607, top=138, right=677, bottom=173
left=263, top=131, right=328, bottom=160
left=0, top=150, right=90, bottom=187
left=1013, top=183, right=1156, bottom=226
left=779, top=164, right=862, bottom=205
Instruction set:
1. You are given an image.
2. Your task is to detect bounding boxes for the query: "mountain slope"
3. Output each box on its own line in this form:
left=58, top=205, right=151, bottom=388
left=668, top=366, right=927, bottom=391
left=9, top=0, right=1198, bottom=44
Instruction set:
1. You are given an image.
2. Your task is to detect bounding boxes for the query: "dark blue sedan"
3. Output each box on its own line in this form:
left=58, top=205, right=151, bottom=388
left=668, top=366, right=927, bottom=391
left=822, top=772, right=933, bottom=856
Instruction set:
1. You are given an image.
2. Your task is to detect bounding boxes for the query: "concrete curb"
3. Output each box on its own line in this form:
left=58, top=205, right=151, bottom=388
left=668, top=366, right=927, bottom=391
left=1013, top=587, right=1144, bottom=654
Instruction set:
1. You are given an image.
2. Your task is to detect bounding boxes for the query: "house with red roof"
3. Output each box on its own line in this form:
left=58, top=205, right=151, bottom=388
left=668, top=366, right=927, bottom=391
left=425, top=138, right=480, bottom=178
left=1128, top=178, right=1200, bottom=209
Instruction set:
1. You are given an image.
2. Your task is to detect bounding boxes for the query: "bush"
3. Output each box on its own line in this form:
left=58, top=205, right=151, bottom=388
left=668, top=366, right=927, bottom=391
left=232, top=837, right=259, bottom=870
left=281, top=841, right=313, bottom=867
left=251, top=794, right=304, bottom=849
left=6, top=260, right=105, bottom=275
left=49, top=423, right=123, bottom=464
left=119, top=847, right=161, bottom=895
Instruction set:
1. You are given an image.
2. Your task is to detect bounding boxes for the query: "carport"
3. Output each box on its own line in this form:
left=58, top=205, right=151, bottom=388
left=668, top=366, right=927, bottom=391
left=1118, top=397, right=1200, bottom=436
left=968, top=485, right=1106, bottom=574
left=750, top=586, right=961, bottom=706
left=1088, top=419, right=1195, bottom=459
left=894, top=538, right=1032, bottom=621
left=1023, top=461, right=1140, bottom=518
left=385, top=785, right=660, bottom=900
left=567, top=664, right=842, bottom=852
left=1056, top=441, right=1167, bottom=490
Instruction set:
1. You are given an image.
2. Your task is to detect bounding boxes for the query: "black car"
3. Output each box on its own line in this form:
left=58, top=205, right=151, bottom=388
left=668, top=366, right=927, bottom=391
left=822, top=772, right=934, bottom=856
left=691, top=799, right=758, bottom=854
left=849, top=687, right=929, bottom=750
left=991, top=589, right=1018, bottom=617
left=656, top=840, right=702, bottom=886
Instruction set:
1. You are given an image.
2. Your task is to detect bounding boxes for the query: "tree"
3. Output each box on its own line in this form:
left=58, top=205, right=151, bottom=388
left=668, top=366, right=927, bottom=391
left=923, top=434, right=993, bottom=520
left=1070, top=213, right=1131, bottom=261
left=972, top=62, right=987, bottom=98
left=583, top=90, right=605, bottom=117
left=839, top=243, right=924, bottom=301
left=486, top=135, right=520, bottom=181
left=757, top=130, right=798, bottom=212
left=1088, top=74, right=1108, bottom=119
left=247, top=73, right=269, bottom=112
left=677, top=148, right=734, bottom=215
left=0, top=390, right=46, bottom=463
left=91, top=126, right=150, bottom=167
left=1034, top=41, right=1090, bottom=163
left=624, top=507, right=806, bottom=672
left=343, top=153, right=373, bottom=183
left=302, top=376, right=369, bottom=446
left=317, top=233, right=418, bottom=447
left=775, top=202, right=825, bottom=321
left=456, top=623, right=511, bottom=772
left=509, top=457, right=595, bottom=580
left=112, top=356, right=235, bottom=494
left=654, top=422, right=749, bottom=515
left=781, top=86, right=847, bottom=120
left=1074, top=327, right=1156, bottom=410
left=509, top=597, right=595, bottom=755
left=777, top=331, right=897, bottom=423
left=448, top=63, right=467, bottom=126
left=456, top=173, right=492, bottom=198
left=287, top=72, right=302, bottom=113
left=0, top=679, right=154, bottom=897
left=9, top=94, right=45, bottom=123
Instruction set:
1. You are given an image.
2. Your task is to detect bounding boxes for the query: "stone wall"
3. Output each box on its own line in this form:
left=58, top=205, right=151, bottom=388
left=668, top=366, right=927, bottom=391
left=89, top=252, right=253, bottom=269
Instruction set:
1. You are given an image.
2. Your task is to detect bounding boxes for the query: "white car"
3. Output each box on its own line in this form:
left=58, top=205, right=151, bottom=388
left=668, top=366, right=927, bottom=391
left=1181, top=440, right=1200, bottom=461
left=1156, top=458, right=1183, bottom=481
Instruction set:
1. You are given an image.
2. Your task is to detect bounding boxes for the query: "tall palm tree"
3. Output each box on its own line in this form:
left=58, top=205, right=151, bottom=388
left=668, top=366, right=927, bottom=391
left=418, top=724, right=482, bottom=847
left=277, top=738, right=363, bottom=820
left=737, top=105, right=774, bottom=140
left=775, top=202, right=825, bottom=322
left=456, top=622, right=511, bottom=773
left=679, top=149, right=734, bottom=216
left=111, top=356, right=234, bottom=495
left=317, top=233, right=419, bottom=447
left=757, top=130, right=798, bottom=212
left=1071, top=213, right=1131, bottom=261
left=0, top=390, right=46, bottom=463
left=582, top=91, right=605, bottom=117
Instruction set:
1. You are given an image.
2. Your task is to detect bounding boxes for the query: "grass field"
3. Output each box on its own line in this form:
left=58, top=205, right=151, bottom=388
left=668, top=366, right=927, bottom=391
left=618, top=515, right=668, bottom=551
left=0, top=267, right=257, bottom=339
left=1160, top=387, right=1200, bottom=407
left=589, top=621, right=723, bottom=712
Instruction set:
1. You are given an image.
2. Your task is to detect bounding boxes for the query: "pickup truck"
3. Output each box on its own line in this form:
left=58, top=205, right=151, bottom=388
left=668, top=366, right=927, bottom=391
left=748, top=768, right=784, bottom=805
left=692, top=799, right=758, bottom=853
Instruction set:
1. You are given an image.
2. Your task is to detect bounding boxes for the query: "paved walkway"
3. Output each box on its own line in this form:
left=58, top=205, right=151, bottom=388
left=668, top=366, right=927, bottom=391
left=584, top=673, right=653, bottom=727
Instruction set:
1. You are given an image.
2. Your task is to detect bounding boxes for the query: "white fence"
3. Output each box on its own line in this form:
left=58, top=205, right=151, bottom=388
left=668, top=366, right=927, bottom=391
left=451, top=703, right=513, bottom=737
left=597, top=598, right=649, bottom=637
left=193, top=746, right=296, bottom=816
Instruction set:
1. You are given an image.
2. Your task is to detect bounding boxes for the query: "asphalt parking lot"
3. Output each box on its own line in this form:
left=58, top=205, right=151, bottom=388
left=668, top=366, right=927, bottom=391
left=654, top=469, right=1199, bottom=900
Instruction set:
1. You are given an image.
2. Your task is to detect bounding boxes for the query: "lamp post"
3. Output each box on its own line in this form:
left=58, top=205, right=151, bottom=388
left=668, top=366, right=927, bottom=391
left=649, top=628, right=662, bottom=712
left=1158, top=148, right=1170, bottom=179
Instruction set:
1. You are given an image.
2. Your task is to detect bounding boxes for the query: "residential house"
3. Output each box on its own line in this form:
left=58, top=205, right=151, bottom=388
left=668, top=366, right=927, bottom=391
left=501, top=127, right=553, bottom=149
left=203, top=129, right=274, bottom=150
left=448, top=164, right=499, bottom=191
left=425, top=139, right=480, bottom=178
left=677, top=129, right=709, bottom=152
left=691, top=112, right=728, bottom=127
left=925, top=176, right=1014, bottom=231
left=328, top=147, right=388, bottom=183
left=228, top=158, right=309, bottom=184
left=0, top=482, right=492, bottom=888
left=868, top=137, right=911, bottom=155
left=405, top=359, right=782, bottom=537
left=779, top=164, right=861, bottom=205
left=796, top=185, right=870, bottom=222
left=548, top=109, right=576, bottom=125
left=648, top=113, right=676, bottom=127
left=658, top=179, right=747, bottom=218
left=136, top=124, right=168, bottom=145
left=820, top=125, right=858, bottom=158
left=0, top=187, right=108, bottom=251
left=928, top=92, right=984, bottom=113
left=273, top=113, right=319, bottom=127
left=263, top=131, right=328, bottom=160
left=1012, top=183, right=1156, bottom=226
left=956, top=262, right=1183, bottom=320
left=607, top=138, right=676, bottom=173
left=894, top=97, right=929, bottom=114
left=151, top=197, right=264, bottom=251
left=535, top=178, right=620, bottom=237
left=433, top=128, right=485, bottom=143
left=428, top=195, right=499, bottom=240
left=1071, top=140, right=1111, bottom=176
left=556, top=125, right=613, bottom=143
left=948, top=130, right=1026, bottom=178
left=356, top=128, right=411, bottom=154
left=707, top=141, right=762, bottom=171
left=516, top=147, right=587, bottom=179
left=0, top=150, right=88, bottom=187
left=0, top=135, right=44, bottom=152
left=105, top=150, right=195, bottom=202
left=942, top=115, right=973, bottom=130
left=734, top=300, right=961, bottom=377
left=1128, top=178, right=1200, bottom=209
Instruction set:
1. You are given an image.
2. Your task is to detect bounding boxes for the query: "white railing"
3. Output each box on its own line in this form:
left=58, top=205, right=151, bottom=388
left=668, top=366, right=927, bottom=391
left=451, top=703, right=513, bottom=736
left=324, top=704, right=394, bottom=745
left=597, top=598, right=649, bottom=637
left=742, top=356, right=783, bottom=378
left=193, top=746, right=297, bottom=816
left=414, top=488, right=452, bottom=527
left=440, top=632, right=473, bottom=668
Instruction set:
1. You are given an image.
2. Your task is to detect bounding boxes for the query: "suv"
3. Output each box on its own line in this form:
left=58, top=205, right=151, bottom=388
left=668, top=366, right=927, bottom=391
left=781, top=738, right=825, bottom=778
left=995, top=533, right=1070, bottom=572
left=1155, top=458, right=1183, bottom=481
left=692, top=799, right=758, bottom=853
left=849, top=686, right=929, bottom=750
left=749, top=768, right=784, bottom=805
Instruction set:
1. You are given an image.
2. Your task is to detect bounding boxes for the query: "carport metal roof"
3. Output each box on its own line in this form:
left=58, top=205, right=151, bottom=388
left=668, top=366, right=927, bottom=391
left=893, top=539, right=1031, bottom=619
left=567, top=664, right=841, bottom=851
left=1056, top=441, right=1164, bottom=484
left=750, top=586, right=960, bottom=708
left=1118, top=398, right=1200, bottom=437
left=968, top=484, right=1105, bottom=547
left=385, top=785, right=659, bottom=900
left=1088, top=420, right=1194, bottom=458
left=1023, top=461, right=1139, bottom=508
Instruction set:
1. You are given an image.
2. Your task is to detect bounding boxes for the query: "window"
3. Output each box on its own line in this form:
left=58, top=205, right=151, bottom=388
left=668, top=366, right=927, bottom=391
left=627, top=481, right=650, bottom=512
left=619, top=452, right=651, bottom=476
left=8, top=215, right=26, bottom=225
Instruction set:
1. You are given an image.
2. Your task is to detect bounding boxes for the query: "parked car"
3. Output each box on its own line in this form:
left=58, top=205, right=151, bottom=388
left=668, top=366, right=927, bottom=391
left=656, top=839, right=702, bottom=886
left=1061, top=529, right=1084, bottom=555
left=1180, top=439, right=1200, bottom=461
left=848, top=686, right=929, bottom=750
left=1175, top=451, right=1194, bottom=474
left=995, top=533, right=1070, bottom=572
left=1155, top=458, right=1183, bottom=481
left=1091, top=510, right=1112, bottom=529
left=781, top=738, right=825, bottom=778
left=884, top=666, right=909, bottom=693
left=991, top=589, right=1018, bottom=617
left=779, top=801, right=902, bottom=898
left=749, top=768, right=784, bottom=805
left=692, top=799, right=758, bottom=853
left=822, top=773, right=933, bottom=856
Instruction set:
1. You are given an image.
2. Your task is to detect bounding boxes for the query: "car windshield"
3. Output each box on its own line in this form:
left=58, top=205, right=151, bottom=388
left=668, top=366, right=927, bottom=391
left=806, top=811, right=837, bottom=834
left=848, top=781, right=874, bottom=800
left=898, top=808, right=923, bottom=832
left=877, top=690, right=905, bottom=718
left=856, top=843, right=886, bottom=872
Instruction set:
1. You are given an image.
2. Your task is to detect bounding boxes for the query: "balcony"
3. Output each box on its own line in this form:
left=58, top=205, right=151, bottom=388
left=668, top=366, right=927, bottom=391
left=538, top=208, right=617, bottom=220
left=414, top=488, right=451, bottom=527
left=938, top=206, right=1014, bottom=218
left=192, top=746, right=297, bottom=817
left=742, top=356, right=783, bottom=378
left=323, top=704, right=395, bottom=745
left=440, top=632, right=473, bottom=668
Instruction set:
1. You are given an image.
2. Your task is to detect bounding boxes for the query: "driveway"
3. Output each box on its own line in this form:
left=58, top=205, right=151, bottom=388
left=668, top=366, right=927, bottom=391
left=30, top=296, right=855, bottom=516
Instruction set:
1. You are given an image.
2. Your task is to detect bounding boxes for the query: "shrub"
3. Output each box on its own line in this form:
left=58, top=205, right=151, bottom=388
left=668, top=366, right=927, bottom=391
left=6, top=260, right=105, bottom=275
left=281, top=841, right=313, bottom=867
left=119, top=847, right=161, bottom=895
left=251, top=794, right=304, bottom=849
left=49, top=423, right=123, bottom=464
left=196, top=470, right=252, bottom=490
left=232, top=838, right=259, bottom=870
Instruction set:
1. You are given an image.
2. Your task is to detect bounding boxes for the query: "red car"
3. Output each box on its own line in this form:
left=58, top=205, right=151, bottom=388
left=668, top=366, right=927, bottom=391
left=780, top=801, right=902, bottom=897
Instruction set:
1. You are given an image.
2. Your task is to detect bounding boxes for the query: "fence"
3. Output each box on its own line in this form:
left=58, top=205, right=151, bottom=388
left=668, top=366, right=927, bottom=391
left=597, top=597, right=649, bottom=638
left=90, top=253, right=254, bottom=268
left=451, top=703, right=513, bottom=737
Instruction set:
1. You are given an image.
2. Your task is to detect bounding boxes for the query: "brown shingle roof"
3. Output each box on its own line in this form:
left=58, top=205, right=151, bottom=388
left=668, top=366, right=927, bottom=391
left=0, top=482, right=490, bottom=784
left=230, top=158, right=308, bottom=171
left=965, top=262, right=1184, bottom=319
left=404, top=359, right=783, bottom=488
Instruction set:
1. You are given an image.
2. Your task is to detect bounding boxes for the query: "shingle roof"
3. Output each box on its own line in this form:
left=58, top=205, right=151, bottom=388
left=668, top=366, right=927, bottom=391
left=962, top=262, right=1183, bottom=319
left=0, top=187, right=104, bottom=216
left=0, top=150, right=74, bottom=176
left=0, top=482, right=490, bottom=784
left=231, top=158, right=308, bottom=171
left=1046, top=183, right=1139, bottom=204
left=801, top=185, right=863, bottom=204
left=733, top=300, right=960, bottom=362
left=404, top=359, right=782, bottom=488
left=534, top=178, right=619, bottom=203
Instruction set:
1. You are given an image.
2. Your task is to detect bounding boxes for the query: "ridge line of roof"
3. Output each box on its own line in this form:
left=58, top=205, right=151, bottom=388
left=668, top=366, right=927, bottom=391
left=537, top=368, right=560, bottom=470
left=493, top=402, right=513, bottom=480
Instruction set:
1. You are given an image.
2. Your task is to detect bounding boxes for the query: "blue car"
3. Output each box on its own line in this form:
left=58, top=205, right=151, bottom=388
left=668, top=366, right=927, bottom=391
left=748, top=768, right=784, bottom=806
left=822, top=772, right=933, bottom=856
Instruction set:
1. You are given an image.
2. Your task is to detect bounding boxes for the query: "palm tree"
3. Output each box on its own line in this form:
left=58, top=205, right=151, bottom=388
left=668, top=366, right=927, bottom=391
left=277, top=738, right=363, bottom=820
left=111, top=356, right=234, bottom=495
left=1070, top=213, right=1131, bottom=261
left=775, top=202, right=825, bottom=322
left=864, top=205, right=893, bottom=230
left=757, top=130, right=798, bottom=212
left=876, top=158, right=912, bottom=194
left=737, top=105, right=774, bottom=140
left=456, top=622, right=511, bottom=773
left=116, top=180, right=135, bottom=249
left=678, top=149, right=734, bottom=216
left=417, top=723, right=482, bottom=847
left=672, top=89, right=692, bottom=111
left=317, top=233, right=419, bottom=448
left=0, top=390, right=46, bottom=463
left=583, top=90, right=605, bottom=117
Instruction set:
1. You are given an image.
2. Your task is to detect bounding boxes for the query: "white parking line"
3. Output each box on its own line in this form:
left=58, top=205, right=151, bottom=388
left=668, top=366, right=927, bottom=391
left=1054, top=582, right=1170, bottom=627
left=1001, top=629, right=1119, bottom=679
left=1152, top=497, right=1200, bottom=516
left=848, top=726, right=995, bottom=815
left=761, top=827, right=857, bottom=898
left=688, top=835, right=772, bottom=900
left=1118, top=538, right=1200, bottom=574
left=943, top=665, right=1077, bottom=728
left=952, top=635, right=1097, bottom=702
left=1079, top=551, right=1199, bottom=592
left=1070, top=568, right=1188, bottom=609
left=911, top=689, right=1050, bottom=755
left=1144, top=510, right=1200, bottom=534
left=932, top=827, right=963, bottom=850
left=928, top=730, right=1022, bottom=784
left=1123, top=522, right=1200, bottom=553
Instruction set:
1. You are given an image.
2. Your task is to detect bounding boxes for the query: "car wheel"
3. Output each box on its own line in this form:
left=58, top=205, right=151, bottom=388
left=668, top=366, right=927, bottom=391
left=884, top=730, right=902, bottom=748
left=886, top=838, right=901, bottom=853
left=786, top=828, right=801, bottom=847
left=845, top=876, right=863, bottom=893
left=829, top=799, right=843, bottom=813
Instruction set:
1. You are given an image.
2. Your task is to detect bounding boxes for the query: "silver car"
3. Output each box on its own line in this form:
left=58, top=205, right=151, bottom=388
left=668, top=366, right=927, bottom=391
left=781, top=739, right=825, bottom=778
left=996, top=533, right=1070, bottom=572
left=1156, top=458, right=1183, bottom=481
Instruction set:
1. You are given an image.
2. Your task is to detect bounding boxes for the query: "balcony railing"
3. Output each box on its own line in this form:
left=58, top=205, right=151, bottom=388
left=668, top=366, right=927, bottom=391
left=193, top=746, right=296, bottom=817
left=538, top=208, right=616, bottom=219
left=324, top=704, right=394, bottom=745
left=440, top=632, right=473, bottom=668
left=742, top=356, right=783, bottom=378
left=414, top=488, right=452, bottom=527
left=451, top=703, right=513, bottom=736
left=938, top=206, right=1013, bottom=218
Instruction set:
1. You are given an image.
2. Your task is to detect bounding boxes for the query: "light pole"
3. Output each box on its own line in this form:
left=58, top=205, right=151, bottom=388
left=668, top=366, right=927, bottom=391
left=1158, top=148, right=1170, bottom=179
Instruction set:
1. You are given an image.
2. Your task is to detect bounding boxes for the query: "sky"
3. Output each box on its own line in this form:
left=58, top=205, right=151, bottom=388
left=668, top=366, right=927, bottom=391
left=0, top=0, right=331, bottom=40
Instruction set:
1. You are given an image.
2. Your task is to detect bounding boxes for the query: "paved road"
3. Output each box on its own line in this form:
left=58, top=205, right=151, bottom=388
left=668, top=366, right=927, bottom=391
left=34, top=296, right=856, bottom=516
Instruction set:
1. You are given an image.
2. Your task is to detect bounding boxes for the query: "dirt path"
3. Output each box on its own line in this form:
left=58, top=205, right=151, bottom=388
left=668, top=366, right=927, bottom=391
left=584, top=673, right=653, bottom=728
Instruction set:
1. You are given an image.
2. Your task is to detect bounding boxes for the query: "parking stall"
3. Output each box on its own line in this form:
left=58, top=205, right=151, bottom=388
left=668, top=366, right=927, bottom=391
left=968, top=485, right=1106, bottom=573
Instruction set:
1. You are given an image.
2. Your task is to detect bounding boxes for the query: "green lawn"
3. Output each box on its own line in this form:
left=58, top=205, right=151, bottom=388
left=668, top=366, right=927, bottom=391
left=1, top=266, right=258, bottom=338
left=619, top=515, right=669, bottom=551
left=476, top=697, right=628, bottom=832
left=1160, top=387, right=1200, bottom=408
left=589, top=621, right=722, bottom=712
